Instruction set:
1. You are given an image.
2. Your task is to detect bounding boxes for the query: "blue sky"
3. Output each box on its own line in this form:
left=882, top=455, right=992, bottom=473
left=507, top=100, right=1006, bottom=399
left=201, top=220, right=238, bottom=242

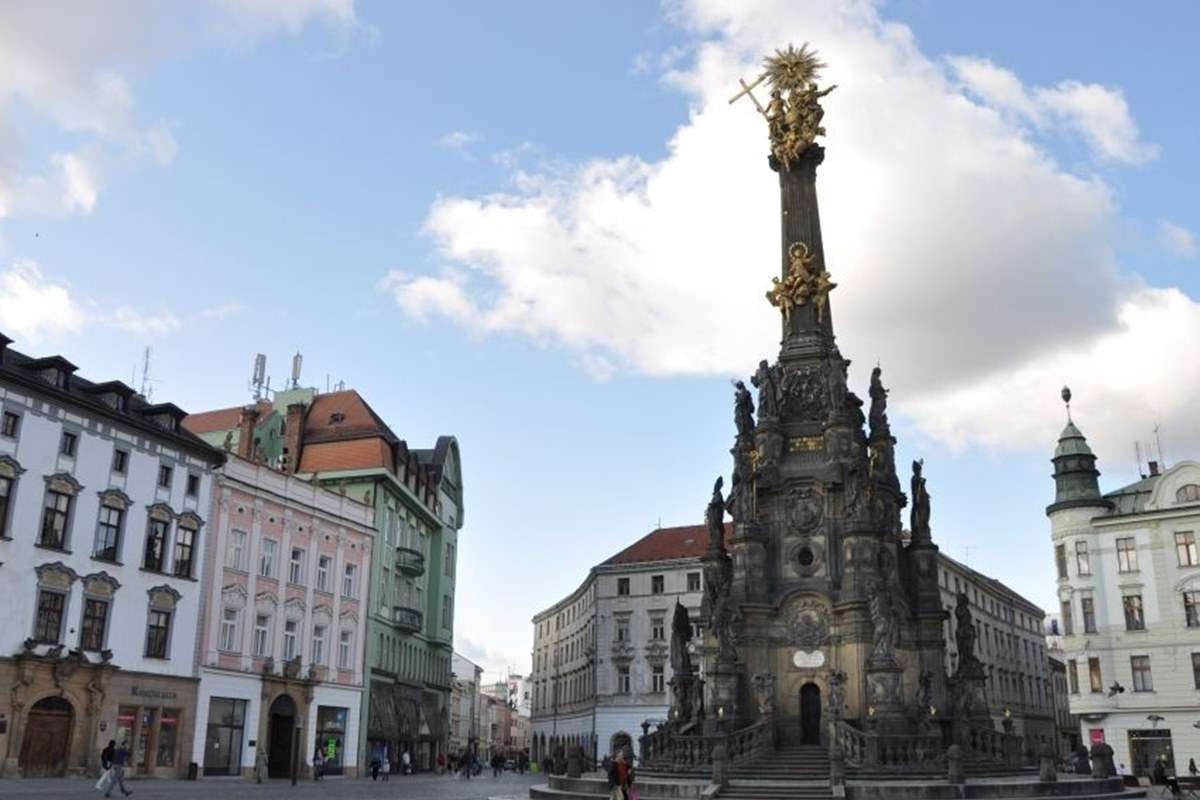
left=0, top=1, right=1197, bottom=677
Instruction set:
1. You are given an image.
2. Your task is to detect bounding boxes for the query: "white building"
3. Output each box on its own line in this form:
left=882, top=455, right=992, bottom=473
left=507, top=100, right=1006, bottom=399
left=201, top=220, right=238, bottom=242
left=0, top=336, right=223, bottom=778
left=449, top=651, right=483, bottom=757
left=1047, top=398, right=1200, bottom=777
left=187, top=453, right=374, bottom=778
left=529, top=524, right=709, bottom=764
left=936, top=552, right=1056, bottom=746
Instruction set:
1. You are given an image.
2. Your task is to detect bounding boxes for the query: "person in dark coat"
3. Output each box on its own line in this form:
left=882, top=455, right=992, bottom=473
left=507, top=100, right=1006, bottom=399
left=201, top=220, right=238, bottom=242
left=607, top=750, right=634, bottom=800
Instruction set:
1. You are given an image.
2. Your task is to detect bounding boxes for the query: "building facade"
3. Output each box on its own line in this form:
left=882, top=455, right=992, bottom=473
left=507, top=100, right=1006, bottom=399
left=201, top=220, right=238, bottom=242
left=0, top=335, right=223, bottom=778
left=187, top=387, right=463, bottom=772
left=529, top=524, right=709, bottom=764
left=936, top=553, right=1056, bottom=747
left=449, top=652, right=482, bottom=757
left=1048, top=406, right=1200, bottom=777
left=187, top=453, right=373, bottom=778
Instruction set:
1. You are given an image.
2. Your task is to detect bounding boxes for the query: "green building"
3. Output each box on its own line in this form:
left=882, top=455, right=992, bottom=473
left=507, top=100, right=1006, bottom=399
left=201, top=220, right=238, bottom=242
left=186, top=386, right=463, bottom=771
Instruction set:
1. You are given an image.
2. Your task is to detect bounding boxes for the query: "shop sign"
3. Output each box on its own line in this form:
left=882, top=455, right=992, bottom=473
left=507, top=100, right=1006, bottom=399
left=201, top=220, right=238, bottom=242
left=130, top=686, right=178, bottom=700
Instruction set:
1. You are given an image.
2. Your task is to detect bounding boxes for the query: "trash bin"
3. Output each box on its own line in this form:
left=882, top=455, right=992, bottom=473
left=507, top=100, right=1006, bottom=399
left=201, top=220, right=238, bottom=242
left=187, top=761, right=199, bottom=780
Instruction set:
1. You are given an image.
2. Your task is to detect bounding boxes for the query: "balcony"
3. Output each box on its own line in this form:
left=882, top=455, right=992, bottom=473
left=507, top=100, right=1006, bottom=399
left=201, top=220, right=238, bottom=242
left=396, top=546, right=426, bottom=577
left=394, top=606, right=423, bottom=633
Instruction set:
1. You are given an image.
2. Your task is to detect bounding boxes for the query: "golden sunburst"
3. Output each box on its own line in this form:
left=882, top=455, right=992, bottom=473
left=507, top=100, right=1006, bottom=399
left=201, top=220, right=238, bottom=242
left=762, top=43, right=826, bottom=93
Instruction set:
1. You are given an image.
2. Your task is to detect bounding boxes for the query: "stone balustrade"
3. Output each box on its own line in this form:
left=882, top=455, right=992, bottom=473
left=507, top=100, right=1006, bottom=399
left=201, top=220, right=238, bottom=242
left=639, top=716, right=772, bottom=771
left=833, top=720, right=943, bottom=772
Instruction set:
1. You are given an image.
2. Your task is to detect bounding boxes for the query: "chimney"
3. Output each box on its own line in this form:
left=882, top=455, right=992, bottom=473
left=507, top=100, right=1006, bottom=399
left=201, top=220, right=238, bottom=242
left=1148, top=460, right=1160, bottom=477
left=281, top=402, right=306, bottom=473
left=236, top=406, right=259, bottom=460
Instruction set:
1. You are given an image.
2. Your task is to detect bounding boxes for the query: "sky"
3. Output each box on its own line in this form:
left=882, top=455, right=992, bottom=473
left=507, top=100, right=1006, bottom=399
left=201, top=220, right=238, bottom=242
left=0, top=1, right=1197, bottom=680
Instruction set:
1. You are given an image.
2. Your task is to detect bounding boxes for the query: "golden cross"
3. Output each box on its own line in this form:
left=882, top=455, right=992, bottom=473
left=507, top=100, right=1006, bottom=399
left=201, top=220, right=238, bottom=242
left=728, top=73, right=768, bottom=115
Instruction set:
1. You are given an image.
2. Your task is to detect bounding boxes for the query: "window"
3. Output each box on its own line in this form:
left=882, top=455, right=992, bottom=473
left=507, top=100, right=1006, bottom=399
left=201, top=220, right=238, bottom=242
left=0, top=475, right=12, bottom=539
left=80, top=598, right=109, bottom=651
left=259, top=539, right=277, bottom=578
left=226, top=530, right=247, bottom=570
left=1193, top=653, right=1200, bottom=690
left=1131, top=655, right=1153, bottom=692
left=1055, top=544, right=1068, bottom=579
left=1178, top=485, right=1200, bottom=504
left=173, top=527, right=195, bottom=578
left=1067, top=659, right=1079, bottom=694
left=651, top=575, right=664, bottom=594
left=59, top=431, right=78, bottom=457
left=219, top=608, right=239, bottom=651
left=39, top=490, right=72, bottom=549
left=157, top=464, right=173, bottom=489
left=312, top=625, right=327, bottom=665
left=288, top=548, right=305, bottom=584
left=1088, top=657, right=1102, bottom=693
left=617, top=577, right=630, bottom=596
left=111, top=449, right=128, bottom=474
left=1116, top=538, right=1138, bottom=573
left=143, top=518, right=168, bottom=571
left=94, top=505, right=124, bottom=561
left=1081, top=597, right=1097, bottom=634
left=687, top=572, right=701, bottom=592
left=1060, top=600, right=1074, bottom=636
left=33, top=590, right=66, bottom=643
left=1123, top=594, right=1145, bottom=631
left=338, top=630, right=353, bottom=669
left=342, top=564, right=356, bottom=597
left=1185, top=591, right=1200, bottom=628
left=652, top=665, right=665, bottom=693
left=282, top=620, right=298, bottom=661
left=253, top=614, right=271, bottom=657
left=185, top=473, right=200, bottom=497
left=445, top=543, right=455, bottom=577
left=1075, top=541, right=1091, bottom=576
left=1177, top=532, right=1198, bottom=567
left=316, top=555, right=331, bottom=592
left=617, top=666, right=630, bottom=693
left=616, top=618, right=630, bottom=642
left=442, top=595, right=453, bottom=629
left=651, top=615, right=665, bottom=640
left=145, top=610, right=171, bottom=658
left=1, top=411, right=19, bottom=437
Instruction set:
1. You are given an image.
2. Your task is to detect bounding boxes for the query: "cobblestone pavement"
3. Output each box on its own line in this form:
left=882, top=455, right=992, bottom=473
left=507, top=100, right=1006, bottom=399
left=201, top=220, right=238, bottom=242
left=0, top=772, right=542, bottom=800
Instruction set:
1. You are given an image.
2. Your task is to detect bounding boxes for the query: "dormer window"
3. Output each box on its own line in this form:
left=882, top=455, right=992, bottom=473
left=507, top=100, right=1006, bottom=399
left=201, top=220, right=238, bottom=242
left=1178, top=484, right=1200, bottom=504
left=26, top=356, right=78, bottom=391
left=329, top=412, right=346, bottom=424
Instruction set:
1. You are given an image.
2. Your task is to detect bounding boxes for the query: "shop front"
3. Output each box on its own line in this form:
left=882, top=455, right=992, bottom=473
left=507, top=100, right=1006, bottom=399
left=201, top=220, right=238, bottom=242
left=315, top=705, right=349, bottom=775
left=201, top=697, right=248, bottom=777
left=105, top=674, right=199, bottom=778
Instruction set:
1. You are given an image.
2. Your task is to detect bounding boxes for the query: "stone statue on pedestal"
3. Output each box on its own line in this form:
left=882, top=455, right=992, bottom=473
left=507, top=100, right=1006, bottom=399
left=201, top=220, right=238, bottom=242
left=670, top=600, right=693, bottom=676
left=734, top=381, right=755, bottom=440
left=751, top=359, right=781, bottom=420
left=868, top=366, right=889, bottom=435
left=866, top=580, right=897, bottom=665
left=910, top=459, right=932, bottom=543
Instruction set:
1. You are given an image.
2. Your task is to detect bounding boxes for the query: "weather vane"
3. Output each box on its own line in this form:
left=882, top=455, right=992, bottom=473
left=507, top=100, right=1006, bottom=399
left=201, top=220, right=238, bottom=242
left=729, top=43, right=838, bottom=169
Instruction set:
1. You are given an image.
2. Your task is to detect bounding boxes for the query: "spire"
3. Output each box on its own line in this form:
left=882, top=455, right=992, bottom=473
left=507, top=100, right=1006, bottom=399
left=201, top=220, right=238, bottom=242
left=1047, top=387, right=1111, bottom=515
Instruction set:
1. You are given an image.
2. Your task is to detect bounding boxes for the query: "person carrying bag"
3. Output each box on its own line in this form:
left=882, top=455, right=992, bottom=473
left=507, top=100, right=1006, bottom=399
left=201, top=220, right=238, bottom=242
left=607, top=750, right=635, bottom=800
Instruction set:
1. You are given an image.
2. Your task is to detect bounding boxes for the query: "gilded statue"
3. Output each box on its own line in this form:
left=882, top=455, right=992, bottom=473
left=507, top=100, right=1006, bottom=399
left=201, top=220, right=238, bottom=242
left=766, top=241, right=836, bottom=323
left=730, top=43, right=838, bottom=169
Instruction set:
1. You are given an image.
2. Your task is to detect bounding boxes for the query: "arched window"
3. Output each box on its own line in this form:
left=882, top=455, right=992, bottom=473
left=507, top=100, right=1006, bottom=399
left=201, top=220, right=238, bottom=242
left=1176, top=484, right=1200, bottom=504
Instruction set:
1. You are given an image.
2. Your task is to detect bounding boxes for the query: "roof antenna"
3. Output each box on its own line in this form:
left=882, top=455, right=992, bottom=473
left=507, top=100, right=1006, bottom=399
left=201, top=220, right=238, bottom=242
left=1061, top=385, right=1072, bottom=422
left=250, top=354, right=267, bottom=400
left=1134, top=442, right=1145, bottom=479
left=138, top=346, right=155, bottom=402
left=1154, top=423, right=1166, bottom=470
left=291, top=351, right=303, bottom=389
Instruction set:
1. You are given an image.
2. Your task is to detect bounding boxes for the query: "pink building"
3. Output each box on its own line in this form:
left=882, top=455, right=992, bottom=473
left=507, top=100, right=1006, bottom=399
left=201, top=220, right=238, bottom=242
left=189, top=452, right=374, bottom=778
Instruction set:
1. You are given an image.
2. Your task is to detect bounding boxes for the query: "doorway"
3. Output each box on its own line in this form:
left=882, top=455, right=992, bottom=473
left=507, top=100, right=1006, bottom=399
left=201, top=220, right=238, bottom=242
left=20, top=696, right=74, bottom=777
left=799, top=683, right=822, bottom=745
left=267, top=694, right=297, bottom=778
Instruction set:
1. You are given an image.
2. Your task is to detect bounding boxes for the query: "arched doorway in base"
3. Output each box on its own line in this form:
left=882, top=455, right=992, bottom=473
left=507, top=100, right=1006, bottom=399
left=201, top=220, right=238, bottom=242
left=267, top=694, right=297, bottom=778
left=609, top=731, right=632, bottom=759
left=799, top=683, right=822, bottom=746
left=20, top=696, right=74, bottom=777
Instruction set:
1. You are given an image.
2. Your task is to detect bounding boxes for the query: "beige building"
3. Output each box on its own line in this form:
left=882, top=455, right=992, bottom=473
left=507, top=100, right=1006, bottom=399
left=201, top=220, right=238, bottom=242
left=1047, top=400, right=1200, bottom=777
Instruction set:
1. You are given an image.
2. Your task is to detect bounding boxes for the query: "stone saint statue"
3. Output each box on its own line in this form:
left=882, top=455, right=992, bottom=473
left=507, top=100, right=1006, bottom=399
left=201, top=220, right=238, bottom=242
left=828, top=670, right=847, bottom=718
left=706, top=477, right=726, bottom=548
left=866, top=580, right=897, bottom=663
left=954, top=591, right=977, bottom=666
left=868, top=366, right=889, bottom=435
left=910, top=459, right=931, bottom=542
left=734, top=381, right=756, bottom=439
left=670, top=600, right=693, bottom=676
left=751, top=360, right=781, bottom=420
left=704, top=478, right=738, bottom=663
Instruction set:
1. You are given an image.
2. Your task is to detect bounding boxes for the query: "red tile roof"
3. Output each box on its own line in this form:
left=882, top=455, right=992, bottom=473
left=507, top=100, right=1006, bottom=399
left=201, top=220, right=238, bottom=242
left=301, top=390, right=399, bottom=445
left=183, top=401, right=272, bottom=435
left=602, top=523, right=733, bottom=566
left=298, top=439, right=395, bottom=473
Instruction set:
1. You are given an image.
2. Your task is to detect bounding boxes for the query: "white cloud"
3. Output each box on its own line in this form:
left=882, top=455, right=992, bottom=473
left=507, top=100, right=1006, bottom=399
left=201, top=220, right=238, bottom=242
left=949, top=56, right=1157, bottom=165
left=389, top=0, right=1197, bottom=458
left=52, top=152, right=100, bottom=213
left=108, top=307, right=182, bottom=336
left=0, top=262, right=86, bottom=341
left=200, top=300, right=247, bottom=320
left=438, top=130, right=482, bottom=149
left=1159, top=219, right=1197, bottom=259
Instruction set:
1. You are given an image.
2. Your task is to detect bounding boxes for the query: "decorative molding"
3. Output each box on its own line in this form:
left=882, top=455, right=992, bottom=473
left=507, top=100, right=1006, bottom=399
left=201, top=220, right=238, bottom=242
left=147, top=584, right=181, bottom=609
left=82, top=571, right=121, bottom=597
left=44, top=472, right=83, bottom=496
left=97, top=488, right=134, bottom=510
left=221, top=584, right=249, bottom=606
left=177, top=510, right=205, bottom=530
left=146, top=502, right=176, bottom=522
left=0, top=454, right=26, bottom=480
left=35, top=561, right=78, bottom=589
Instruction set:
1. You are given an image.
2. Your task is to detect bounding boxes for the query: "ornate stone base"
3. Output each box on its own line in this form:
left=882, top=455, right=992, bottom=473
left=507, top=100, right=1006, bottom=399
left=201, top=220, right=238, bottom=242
left=708, top=660, right=740, bottom=727
left=864, top=663, right=906, bottom=735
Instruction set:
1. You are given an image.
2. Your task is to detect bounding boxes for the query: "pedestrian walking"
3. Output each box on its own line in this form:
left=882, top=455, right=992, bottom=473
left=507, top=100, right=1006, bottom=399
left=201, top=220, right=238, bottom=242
left=95, top=740, right=116, bottom=796
left=607, top=750, right=634, bottom=800
left=370, top=748, right=381, bottom=781
left=1190, top=758, right=1198, bottom=777
left=103, top=740, right=133, bottom=798
left=313, top=745, right=324, bottom=781
left=381, top=750, right=391, bottom=781
left=437, top=751, right=446, bottom=775
left=255, top=748, right=268, bottom=784
left=401, top=748, right=411, bottom=775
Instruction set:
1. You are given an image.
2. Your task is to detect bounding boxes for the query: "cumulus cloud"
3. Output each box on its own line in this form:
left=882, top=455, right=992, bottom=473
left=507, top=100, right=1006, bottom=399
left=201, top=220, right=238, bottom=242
left=1159, top=219, right=1197, bottom=259
left=108, top=307, right=182, bottom=336
left=0, top=0, right=360, bottom=219
left=950, top=56, right=1157, bottom=165
left=438, top=130, right=482, bottom=149
left=388, top=0, right=1198, bottom=458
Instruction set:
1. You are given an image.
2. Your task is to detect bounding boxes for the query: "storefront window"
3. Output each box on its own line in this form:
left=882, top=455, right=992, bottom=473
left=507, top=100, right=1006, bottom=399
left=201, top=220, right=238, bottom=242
left=137, top=708, right=157, bottom=769
left=157, top=709, right=180, bottom=766
left=316, top=706, right=348, bottom=775
left=116, top=706, right=138, bottom=752
left=203, top=698, right=247, bottom=776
